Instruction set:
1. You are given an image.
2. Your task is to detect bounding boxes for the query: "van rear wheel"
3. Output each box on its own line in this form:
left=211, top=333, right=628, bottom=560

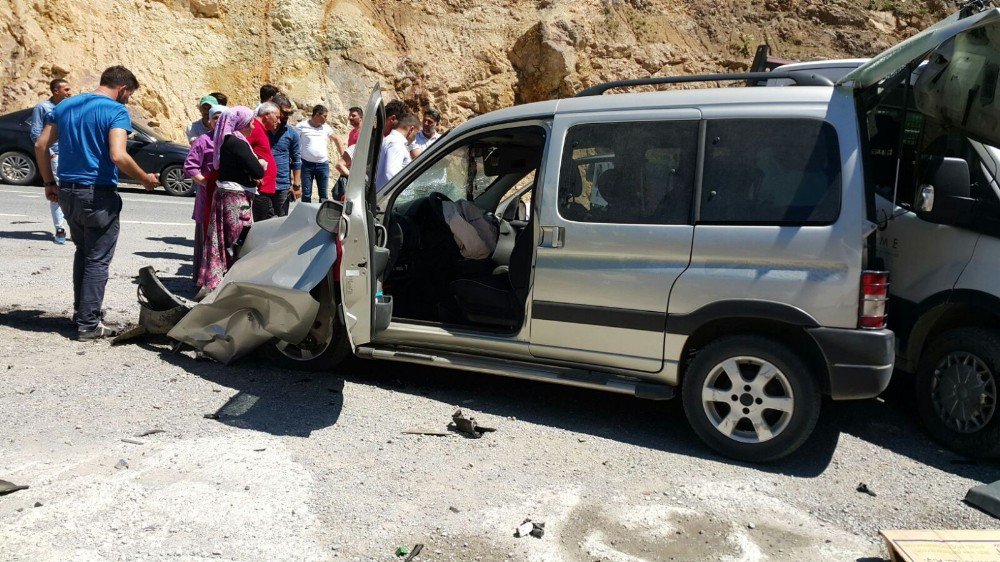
left=262, top=281, right=351, bottom=371
left=682, top=336, right=821, bottom=463
left=916, top=328, right=1000, bottom=458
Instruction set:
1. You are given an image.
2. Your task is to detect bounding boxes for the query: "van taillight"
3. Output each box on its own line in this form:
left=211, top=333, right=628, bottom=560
left=859, top=271, right=889, bottom=329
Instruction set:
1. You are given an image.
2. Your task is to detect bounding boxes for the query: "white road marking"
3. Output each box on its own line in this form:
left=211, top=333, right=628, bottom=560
left=0, top=213, right=28, bottom=217
left=2, top=188, right=192, bottom=206
left=122, top=220, right=190, bottom=226
left=18, top=195, right=42, bottom=199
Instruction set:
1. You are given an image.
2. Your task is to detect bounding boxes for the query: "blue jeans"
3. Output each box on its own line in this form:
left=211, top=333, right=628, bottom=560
left=301, top=160, right=329, bottom=203
left=59, top=184, right=121, bottom=331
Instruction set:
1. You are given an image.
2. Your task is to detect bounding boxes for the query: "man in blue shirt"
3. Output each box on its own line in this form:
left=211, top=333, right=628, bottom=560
left=28, top=79, right=72, bottom=244
left=266, top=95, right=302, bottom=217
left=34, top=65, right=159, bottom=340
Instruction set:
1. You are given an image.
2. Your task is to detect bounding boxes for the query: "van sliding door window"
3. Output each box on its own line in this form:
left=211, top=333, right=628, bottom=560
left=700, top=119, right=842, bottom=225
left=557, top=120, right=699, bottom=225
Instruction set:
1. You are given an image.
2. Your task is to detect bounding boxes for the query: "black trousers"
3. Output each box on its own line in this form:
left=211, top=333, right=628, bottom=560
left=59, top=184, right=121, bottom=331
left=252, top=190, right=289, bottom=222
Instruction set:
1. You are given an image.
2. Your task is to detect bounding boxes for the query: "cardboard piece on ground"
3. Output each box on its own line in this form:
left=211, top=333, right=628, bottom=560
left=881, top=530, right=1000, bottom=562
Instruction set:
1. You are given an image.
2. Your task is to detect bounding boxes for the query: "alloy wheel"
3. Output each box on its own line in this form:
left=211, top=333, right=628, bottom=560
left=931, top=351, right=997, bottom=434
left=701, top=356, right=795, bottom=444
left=1, top=153, right=33, bottom=183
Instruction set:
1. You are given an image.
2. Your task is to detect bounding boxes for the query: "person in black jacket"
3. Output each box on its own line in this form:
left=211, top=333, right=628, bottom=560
left=196, top=106, right=266, bottom=295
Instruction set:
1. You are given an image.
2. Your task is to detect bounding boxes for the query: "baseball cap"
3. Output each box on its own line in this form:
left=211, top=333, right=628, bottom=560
left=199, top=95, right=219, bottom=107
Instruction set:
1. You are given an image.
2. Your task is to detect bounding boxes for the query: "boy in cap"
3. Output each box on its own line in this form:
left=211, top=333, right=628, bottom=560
left=186, top=94, right=218, bottom=144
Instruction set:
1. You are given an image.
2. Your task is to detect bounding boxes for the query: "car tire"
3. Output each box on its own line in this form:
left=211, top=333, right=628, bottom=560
left=681, top=335, right=821, bottom=463
left=915, top=328, right=1000, bottom=458
left=160, top=164, right=194, bottom=196
left=0, top=151, right=37, bottom=186
left=261, top=281, right=351, bottom=371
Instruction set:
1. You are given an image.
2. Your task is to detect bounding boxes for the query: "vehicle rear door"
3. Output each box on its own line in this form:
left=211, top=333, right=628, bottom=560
left=528, top=109, right=701, bottom=374
left=339, top=85, right=385, bottom=349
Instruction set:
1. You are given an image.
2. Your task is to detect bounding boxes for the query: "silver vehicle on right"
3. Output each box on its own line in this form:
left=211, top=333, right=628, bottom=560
left=169, top=6, right=1000, bottom=462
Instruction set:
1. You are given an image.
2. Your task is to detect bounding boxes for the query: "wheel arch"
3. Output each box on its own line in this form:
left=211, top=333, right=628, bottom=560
left=673, top=302, right=831, bottom=394
left=903, top=289, right=1000, bottom=372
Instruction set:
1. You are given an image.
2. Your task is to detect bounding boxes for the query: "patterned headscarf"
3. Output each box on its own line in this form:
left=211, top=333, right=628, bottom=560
left=211, top=105, right=255, bottom=169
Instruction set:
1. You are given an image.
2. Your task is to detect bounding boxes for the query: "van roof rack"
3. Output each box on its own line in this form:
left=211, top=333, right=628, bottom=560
left=575, top=71, right=835, bottom=97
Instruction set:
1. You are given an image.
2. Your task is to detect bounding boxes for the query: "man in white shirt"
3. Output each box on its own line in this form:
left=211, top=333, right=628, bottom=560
left=296, top=104, right=341, bottom=202
left=375, top=113, right=419, bottom=192
left=408, top=108, right=441, bottom=159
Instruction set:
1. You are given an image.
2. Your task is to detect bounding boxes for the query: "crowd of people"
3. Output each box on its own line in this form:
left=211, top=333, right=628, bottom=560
left=30, top=64, right=445, bottom=340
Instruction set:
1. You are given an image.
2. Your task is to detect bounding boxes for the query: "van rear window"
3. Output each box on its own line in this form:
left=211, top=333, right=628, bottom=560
left=700, top=119, right=842, bottom=225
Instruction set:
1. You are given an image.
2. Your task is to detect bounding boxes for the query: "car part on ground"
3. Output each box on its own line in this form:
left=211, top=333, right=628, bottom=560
left=916, top=328, right=1000, bottom=458
left=112, top=266, right=193, bottom=345
left=965, top=480, right=1000, bottom=519
left=0, top=150, right=36, bottom=185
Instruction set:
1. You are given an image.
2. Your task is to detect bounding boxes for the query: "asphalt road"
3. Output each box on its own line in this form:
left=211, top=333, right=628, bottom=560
left=1, top=182, right=997, bottom=561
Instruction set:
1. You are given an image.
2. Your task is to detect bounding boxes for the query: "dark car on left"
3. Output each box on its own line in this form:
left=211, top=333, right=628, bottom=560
left=0, top=108, right=195, bottom=196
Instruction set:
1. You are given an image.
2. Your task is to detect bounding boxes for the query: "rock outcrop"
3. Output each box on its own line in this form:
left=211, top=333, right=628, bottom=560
left=0, top=0, right=948, bottom=141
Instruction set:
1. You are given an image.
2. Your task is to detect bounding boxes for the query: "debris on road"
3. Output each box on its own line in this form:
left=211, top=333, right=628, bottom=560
left=402, top=544, right=423, bottom=562
left=33, top=501, right=42, bottom=508
left=448, top=410, right=495, bottom=438
left=121, top=438, right=145, bottom=445
left=403, top=429, right=450, bottom=437
left=114, top=459, right=129, bottom=470
left=136, top=429, right=165, bottom=437
left=395, top=546, right=409, bottom=557
left=857, top=483, right=877, bottom=497
left=965, top=481, right=1000, bottom=519
left=0, top=479, right=28, bottom=496
left=448, top=506, right=461, bottom=513
left=112, top=266, right=193, bottom=346
left=515, top=519, right=545, bottom=538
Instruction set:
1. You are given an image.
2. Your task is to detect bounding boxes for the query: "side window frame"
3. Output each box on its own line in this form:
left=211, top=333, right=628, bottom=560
left=695, top=117, right=844, bottom=226
left=380, top=120, right=552, bottom=217
left=555, top=118, right=702, bottom=226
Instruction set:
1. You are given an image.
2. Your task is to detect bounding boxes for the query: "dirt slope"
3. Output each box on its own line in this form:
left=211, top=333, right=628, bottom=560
left=0, top=0, right=946, bottom=139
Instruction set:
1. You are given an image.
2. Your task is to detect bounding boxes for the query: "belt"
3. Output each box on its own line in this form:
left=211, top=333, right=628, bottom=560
left=59, top=182, right=117, bottom=190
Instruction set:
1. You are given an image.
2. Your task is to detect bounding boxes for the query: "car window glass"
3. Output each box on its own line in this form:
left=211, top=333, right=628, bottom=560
left=700, top=119, right=841, bottom=224
left=558, top=120, right=698, bottom=224
left=395, top=145, right=472, bottom=205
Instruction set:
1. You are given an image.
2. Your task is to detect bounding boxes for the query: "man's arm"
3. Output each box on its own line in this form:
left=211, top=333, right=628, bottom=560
left=34, top=123, right=58, bottom=202
left=28, top=104, right=45, bottom=144
left=109, top=128, right=158, bottom=190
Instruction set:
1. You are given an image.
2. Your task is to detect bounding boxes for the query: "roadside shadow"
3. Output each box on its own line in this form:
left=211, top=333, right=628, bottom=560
left=134, top=251, right=191, bottom=261
left=0, top=230, right=52, bottom=241
left=836, top=375, right=999, bottom=484
left=0, top=308, right=74, bottom=339
left=343, top=360, right=840, bottom=477
left=146, top=236, right=195, bottom=248
left=146, top=341, right=343, bottom=437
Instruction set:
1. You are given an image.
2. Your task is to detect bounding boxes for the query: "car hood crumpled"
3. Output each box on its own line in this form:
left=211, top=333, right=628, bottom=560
left=167, top=203, right=338, bottom=364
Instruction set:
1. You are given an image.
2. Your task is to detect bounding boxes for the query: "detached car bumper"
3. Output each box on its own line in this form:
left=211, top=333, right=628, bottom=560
left=807, top=327, right=894, bottom=400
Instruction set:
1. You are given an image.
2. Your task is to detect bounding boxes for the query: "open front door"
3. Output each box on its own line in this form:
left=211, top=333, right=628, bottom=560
left=339, top=85, right=384, bottom=349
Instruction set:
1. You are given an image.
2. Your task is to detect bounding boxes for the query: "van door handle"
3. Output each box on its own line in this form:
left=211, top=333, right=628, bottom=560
left=540, top=226, right=564, bottom=248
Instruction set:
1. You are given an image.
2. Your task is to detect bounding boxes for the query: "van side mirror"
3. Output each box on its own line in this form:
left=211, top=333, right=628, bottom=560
left=914, top=157, right=976, bottom=226
left=316, top=200, right=344, bottom=234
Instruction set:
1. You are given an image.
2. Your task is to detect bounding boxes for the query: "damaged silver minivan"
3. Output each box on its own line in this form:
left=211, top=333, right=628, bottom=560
left=168, top=6, right=1000, bottom=462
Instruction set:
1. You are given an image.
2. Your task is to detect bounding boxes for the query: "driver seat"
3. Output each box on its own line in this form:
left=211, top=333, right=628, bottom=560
left=448, top=213, right=534, bottom=330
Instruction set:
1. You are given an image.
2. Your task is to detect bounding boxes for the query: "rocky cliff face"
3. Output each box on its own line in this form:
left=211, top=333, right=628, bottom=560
left=0, top=0, right=946, bottom=141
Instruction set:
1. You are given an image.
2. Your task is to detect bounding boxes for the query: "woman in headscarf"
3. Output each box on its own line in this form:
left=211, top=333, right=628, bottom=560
left=184, top=104, right=225, bottom=287
left=196, top=106, right=266, bottom=296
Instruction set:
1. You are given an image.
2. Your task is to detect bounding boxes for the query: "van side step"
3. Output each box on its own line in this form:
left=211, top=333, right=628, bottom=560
left=356, top=346, right=675, bottom=400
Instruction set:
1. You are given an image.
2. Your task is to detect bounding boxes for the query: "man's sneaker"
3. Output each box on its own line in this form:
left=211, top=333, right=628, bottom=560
left=54, top=228, right=66, bottom=245
left=77, top=323, right=120, bottom=341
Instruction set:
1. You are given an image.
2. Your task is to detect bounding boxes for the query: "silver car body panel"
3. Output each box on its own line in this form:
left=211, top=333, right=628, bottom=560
left=167, top=202, right=336, bottom=363
left=669, top=90, right=865, bottom=329
left=529, top=108, right=701, bottom=375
